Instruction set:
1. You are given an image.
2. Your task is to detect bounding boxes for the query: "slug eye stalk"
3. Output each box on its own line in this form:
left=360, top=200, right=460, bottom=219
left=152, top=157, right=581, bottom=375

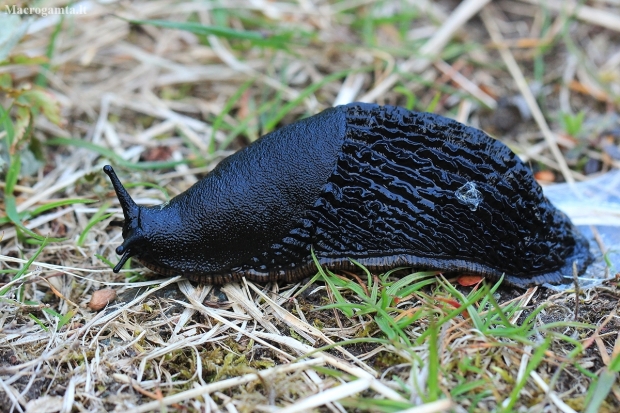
left=103, top=165, right=139, bottom=225
left=112, top=244, right=132, bottom=272
left=103, top=165, right=143, bottom=273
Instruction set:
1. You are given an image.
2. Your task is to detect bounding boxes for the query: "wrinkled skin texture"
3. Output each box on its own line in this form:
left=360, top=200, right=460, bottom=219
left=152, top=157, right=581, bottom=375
left=106, top=103, right=593, bottom=287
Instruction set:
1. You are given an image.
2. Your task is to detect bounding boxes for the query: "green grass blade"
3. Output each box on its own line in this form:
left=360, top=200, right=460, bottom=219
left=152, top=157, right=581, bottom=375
left=77, top=210, right=113, bottom=247
left=4, top=195, right=65, bottom=242
left=425, top=92, right=442, bottom=113
left=338, top=398, right=413, bottom=412
left=210, top=78, right=255, bottom=152
left=95, top=254, right=115, bottom=269
left=35, top=12, right=64, bottom=87
left=348, top=258, right=373, bottom=288
left=0, top=198, right=96, bottom=226
left=610, top=352, right=620, bottom=372
left=129, top=19, right=292, bottom=48
left=450, top=379, right=488, bottom=397
left=0, top=236, right=51, bottom=296
left=55, top=309, right=78, bottom=331
left=426, top=318, right=440, bottom=401
left=4, top=152, right=20, bottom=195
left=385, top=271, right=437, bottom=296
left=500, top=338, right=551, bottom=413
left=262, top=69, right=353, bottom=132
left=292, top=337, right=392, bottom=362
left=30, top=198, right=96, bottom=217
left=585, top=368, right=617, bottom=413
left=46, top=138, right=187, bottom=170
left=314, top=302, right=366, bottom=312
left=311, top=251, right=354, bottom=318
left=28, top=314, right=49, bottom=332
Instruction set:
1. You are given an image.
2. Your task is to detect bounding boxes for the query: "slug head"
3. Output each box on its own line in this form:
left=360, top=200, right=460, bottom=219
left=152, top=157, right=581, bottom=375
left=103, top=165, right=147, bottom=273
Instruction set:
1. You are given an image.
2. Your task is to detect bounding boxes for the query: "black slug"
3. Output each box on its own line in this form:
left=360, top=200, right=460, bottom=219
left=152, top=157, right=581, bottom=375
left=104, top=102, right=593, bottom=287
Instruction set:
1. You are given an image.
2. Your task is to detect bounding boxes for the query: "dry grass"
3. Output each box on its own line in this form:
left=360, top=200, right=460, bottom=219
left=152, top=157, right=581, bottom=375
left=1, top=0, right=620, bottom=412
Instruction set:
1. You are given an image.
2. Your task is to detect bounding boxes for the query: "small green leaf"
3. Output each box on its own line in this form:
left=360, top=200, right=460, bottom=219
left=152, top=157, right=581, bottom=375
left=560, top=111, right=586, bottom=137
left=13, top=105, right=32, bottom=145
left=18, top=88, right=62, bottom=125
left=0, top=103, right=16, bottom=150
left=0, top=73, right=13, bottom=88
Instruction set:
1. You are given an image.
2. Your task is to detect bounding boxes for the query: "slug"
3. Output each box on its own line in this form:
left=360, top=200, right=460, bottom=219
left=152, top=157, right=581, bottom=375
left=104, top=102, right=593, bottom=287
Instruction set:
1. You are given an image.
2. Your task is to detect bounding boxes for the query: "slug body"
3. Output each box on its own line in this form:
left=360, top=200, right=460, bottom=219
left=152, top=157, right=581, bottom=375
left=104, top=103, right=592, bottom=287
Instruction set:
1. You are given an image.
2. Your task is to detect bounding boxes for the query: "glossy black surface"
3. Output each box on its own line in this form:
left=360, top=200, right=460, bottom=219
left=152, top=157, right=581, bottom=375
left=106, top=106, right=346, bottom=281
left=106, top=103, right=592, bottom=287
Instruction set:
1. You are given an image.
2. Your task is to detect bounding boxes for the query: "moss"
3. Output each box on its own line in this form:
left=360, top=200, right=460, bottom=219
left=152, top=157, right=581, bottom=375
left=371, top=351, right=409, bottom=371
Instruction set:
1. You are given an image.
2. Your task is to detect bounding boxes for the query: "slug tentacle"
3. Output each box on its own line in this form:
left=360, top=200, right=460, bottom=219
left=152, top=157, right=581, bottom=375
left=103, top=165, right=140, bottom=225
left=103, top=165, right=146, bottom=272
left=104, top=103, right=593, bottom=287
left=113, top=244, right=133, bottom=272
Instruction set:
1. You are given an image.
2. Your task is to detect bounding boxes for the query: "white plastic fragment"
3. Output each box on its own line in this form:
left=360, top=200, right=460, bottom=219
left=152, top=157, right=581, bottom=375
left=456, top=182, right=483, bottom=211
